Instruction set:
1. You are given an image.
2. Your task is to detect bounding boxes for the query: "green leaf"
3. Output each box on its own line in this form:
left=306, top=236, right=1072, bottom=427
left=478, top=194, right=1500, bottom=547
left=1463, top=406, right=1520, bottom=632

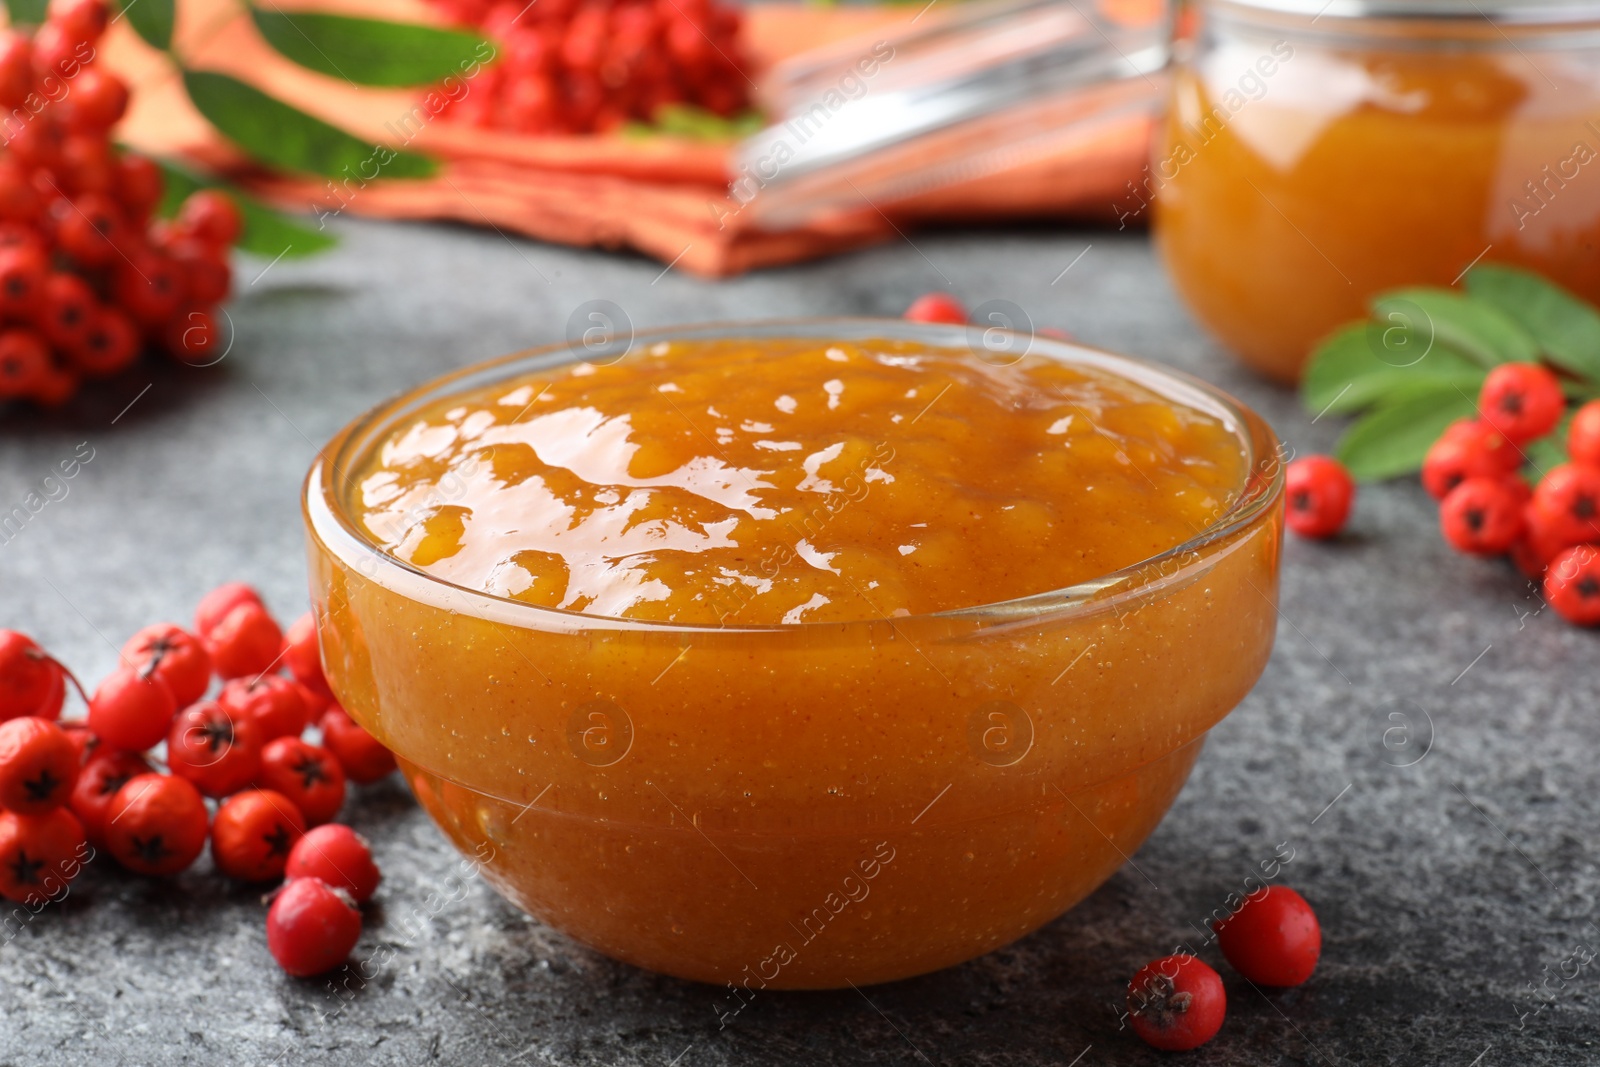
left=1465, top=263, right=1600, bottom=383
left=1302, top=322, right=1486, bottom=417
left=113, top=0, right=175, bottom=50
left=1335, top=387, right=1480, bottom=482
left=154, top=158, right=338, bottom=259
left=181, top=70, right=436, bottom=180
left=1370, top=288, right=1539, bottom=369
left=2, top=0, right=49, bottom=26
left=247, top=8, right=491, bottom=88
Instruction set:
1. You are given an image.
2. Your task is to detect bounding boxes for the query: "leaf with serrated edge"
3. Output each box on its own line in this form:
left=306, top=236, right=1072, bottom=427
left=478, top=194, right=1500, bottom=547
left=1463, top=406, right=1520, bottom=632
left=1335, top=388, right=1479, bottom=482
left=1465, top=264, right=1600, bottom=383
left=182, top=70, right=435, bottom=180
left=248, top=9, right=492, bottom=88
left=1370, top=288, right=1538, bottom=369
left=1302, top=322, right=1485, bottom=417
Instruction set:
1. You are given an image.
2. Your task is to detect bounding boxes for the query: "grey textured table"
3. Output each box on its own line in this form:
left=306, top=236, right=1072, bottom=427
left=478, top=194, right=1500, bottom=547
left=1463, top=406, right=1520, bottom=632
left=1, top=221, right=1595, bottom=1066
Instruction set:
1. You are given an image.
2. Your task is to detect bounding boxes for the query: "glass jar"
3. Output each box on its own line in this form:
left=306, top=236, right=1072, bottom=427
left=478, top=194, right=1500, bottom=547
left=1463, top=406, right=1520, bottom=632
left=1153, top=0, right=1600, bottom=382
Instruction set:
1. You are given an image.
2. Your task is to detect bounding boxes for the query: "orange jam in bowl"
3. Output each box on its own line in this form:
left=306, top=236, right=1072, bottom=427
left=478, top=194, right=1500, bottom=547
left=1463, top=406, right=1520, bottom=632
left=1154, top=0, right=1600, bottom=382
left=303, top=321, right=1283, bottom=988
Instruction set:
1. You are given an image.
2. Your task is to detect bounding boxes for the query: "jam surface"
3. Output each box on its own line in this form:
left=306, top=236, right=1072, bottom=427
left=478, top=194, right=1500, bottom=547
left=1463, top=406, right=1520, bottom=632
left=351, top=338, right=1246, bottom=624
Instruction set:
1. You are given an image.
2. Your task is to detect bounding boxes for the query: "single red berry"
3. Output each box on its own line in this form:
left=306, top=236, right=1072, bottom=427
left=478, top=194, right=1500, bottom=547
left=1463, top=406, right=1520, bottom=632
left=285, top=822, right=380, bottom=903
left=36, top=271, right=95, bottom=351
left=176, top=189, right=243, bottom=247
left=104, top=773, right=209, bottom=876
left=205, top=601, right=284, bottom=680
left=120, top=623, right=212, bottom=707
left=0, top=243, right=48, bottom=319
left=0, top=158, right=41, bottom=222
left=1439, top=477, right=1526, bottom=557
left=217, top=674, right=308, bottom=742
left=1213, top=885, right=1322, bottom=987
left=294, top=679, right=330, bottom=720
left=47, top=0, right=109, bottom=46
left=0, top=717, right=79, bottom=814
left=58, top=132, right=112, bottom=194
left=1284, top=454, right=1355, bottom=539
left=1421, top=419, right=1522, bottom=499
left=0, top=31, right=33, bottom=109
left=9, top=118, right=64, bottom=172
left=114, top=152, right=164, bottom=223
left=163, top=305, right=224, bottom=366
left=1569, top=400, right=1600, bottom=471
left=51, top=192, right=124, bottom=267
left=0, top=333, right=54, bottom=400
left=1511, top=503, right=1569, bottom=581
left=28, top=355, right=80, bottom=409
left=56, top=67, right=127, bottom=131
left=71, top=307, right=140, bottom=379
left=903, top=292, right=967, bottom=325
left=195, top=581, right=264, bottom=638
left=318, top=706, right=395, bottom=785
left=68, top=749, right=150, bottom=846
left=266, top=876, right=362, bottom=976
left=1126, top=954, right=1226, bottom=1052
left=0, top=807, right=87, bottom=903
left=164, top=237, right=231, bottom=306
left=87, top=666, right=177, bottom=752
left=1544, top=545, right=1600, bottom=627
left=113, top=250, right=187, bottom=329
left=166, top=700, right=262, bottom=798
left=211, top=788, right=305, bottom=882
left=0, top=631, right=63, bottom=721
left=1479, top=362, right=1565, bottom=445
left=258, top=737, right=346, bottom=827
left=1532, top=463, right=1600, bottom=549
left=29, top=21, right=82, bottom=79
left=283, top=612, right=332, bottom=700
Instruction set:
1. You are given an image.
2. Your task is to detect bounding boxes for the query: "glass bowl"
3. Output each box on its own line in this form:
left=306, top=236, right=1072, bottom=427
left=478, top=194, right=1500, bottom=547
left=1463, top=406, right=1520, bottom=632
left=301, top=320, right=1284, bottom=989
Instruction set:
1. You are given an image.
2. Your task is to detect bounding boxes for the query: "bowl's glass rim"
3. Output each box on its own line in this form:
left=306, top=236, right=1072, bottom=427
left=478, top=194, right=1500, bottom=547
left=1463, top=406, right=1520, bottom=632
left=304, top=318, right=1284, bottom=635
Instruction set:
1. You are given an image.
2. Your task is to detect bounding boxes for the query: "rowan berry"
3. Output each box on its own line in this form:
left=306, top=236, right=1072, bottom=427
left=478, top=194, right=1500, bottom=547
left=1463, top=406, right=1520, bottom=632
left=37, top=271, right=95, bottom=351
left=176, top=189, right=242, bottom=247
left=903, top=292, right=967, bottom=325
left=120, top=623, right=212, bottom=707
left=0, top=159, right=40, bottom=222
left=1284, top=454, right=1355, bottom=539
left=205, top=601, right=283, bottom=679
left=113, top=250, right=186, bottom=328
left=0, top=631, right=63, bottom=721
left=163, top=305, right=223, bottom=366
left=318, top=706, right=395, bottom=785
left=164, top=237, right=230, bottom=306
left=28, top=352, right=78, bottom=407
left=0, top=31, right=32, bottom=109
left=0, top=243, right=48, bottom=319
left=1545, top=545, right=1600, bottom=627
left=1213, top=885, right=1322, bottom=987
left=258, top=737, right=346, bottom=826
left=282, top=612, right=331, bottom=700
left=211, top=788, right=305, bottom=882
left=70, top=307, right=138, bottom=378
left=266, top=876, right=361, bottom=976
left=104, top=773, right=208, bottom=876
left=1569, top=400, right=1600, bottom=471
left=58, top=132, right=112, bottom=194
left=195, top=581, right=264, bottom=638
left=0, top=717, right=79, bottom=814
left=218, top=674, right=308, bottom=742
left=1532, top=463, right=1600, bottom=549
left=285, top=823, right=380, bottom=902
left=113, top=152, right=163, bottom=223
left=60, top=721, right=96, bottom=764
left=0, top=327, right=47, bottom=399
left=68, top=749, right=150, bottom=846
left=1511, top=503, right=1569, bottom=581
left=87, top=666, right=177, bottom=752
left=1440, top=477, right=1526, bottom=556
left=48, top=0, right=109, bottom=47
left=0, top=807, right=87, bottom=903
left=1479, top=363, right=1565, bottom=445
left=57, top=67, right=127, bottom=131
left=166, top=700, right=261, bottom=798
left=51, top=192, right=123, bottom=266
left=1126, top=954, right=1226, bottom=1052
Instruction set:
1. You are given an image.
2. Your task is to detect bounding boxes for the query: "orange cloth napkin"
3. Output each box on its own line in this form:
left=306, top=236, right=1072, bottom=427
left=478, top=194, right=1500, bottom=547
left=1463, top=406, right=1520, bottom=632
left=106, top=0, right=1152, bottom=276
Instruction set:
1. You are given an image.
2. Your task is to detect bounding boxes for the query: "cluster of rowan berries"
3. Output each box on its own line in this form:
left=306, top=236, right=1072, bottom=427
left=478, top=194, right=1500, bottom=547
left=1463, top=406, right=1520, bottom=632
left=427, top=0, right=752, bottom=134
left=0, top=0, right=235, bottom=407
left=0, top=582, right=392, bottom=976
left=1421, top=363, right=1600, bottom=626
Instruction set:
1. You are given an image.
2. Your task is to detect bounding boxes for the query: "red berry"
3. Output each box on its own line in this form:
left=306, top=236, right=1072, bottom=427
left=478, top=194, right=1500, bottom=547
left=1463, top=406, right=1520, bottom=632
left=258, top=737, right=346, bottom=826
left=30, top=21, right=83, bottom=80
left=51, top=192, right=124, bottom=267
left=318, top=705, right=395, bottom=785
left=28, top=355, right=79, bottom=408
left=0, top=158, right=41, bottom=222
left=1544, top=545, right=1600, bottom=627
left=0, top=631, right=62, bottom=721
left=903, top=292, right=967, bottom=325
left=60, top=720, right=97, bottom=764
left=295, top=679, right=329, bottom=720
left=283, top=612, right=331, bottom=699
left=205, top=601, right=284, bottom=680
left=1213, top=885, right=1322, bottom=987
left=211, top=788, right=305, bottom=882
left=266, top=875, right=362, bottom=976
left=114, top=152, right=164, bottom=223
left=37, top=271, right=95, bottom=351
left=87, top=666, right=177, bottom=751
left=1439, top=477, right=1526, bottom=556
left=1421, top=419, right=1522, bottom=499
left=285, top=823, right=380, bottom=902
left=48, top=0, right=109, bottom=46
left=104, top=773, right=209, bottom=876
left=1479, top=363, right=1566, bottom=444
left=68, top=749, right=150, bottom=846
left=0, top=32, right=33, bottom=109
left=58, top=132, right=112, bottom=194
left=0, top=243, right=48, bottom=319
left=114, top=250, right=187, bottom=328
left=1569, top=400, right=1600, bottom=471
left=195, top=581, right=264, bottom=638
left=166, top=700, right=262, bottom=798
left=165, top=237, right=231, bottom=306
left=1531, top=463, right=1600, bottom=549
left=163, top=305, right=224, bottom=366
left=120, top=623, right=212, bottom=707
left=1284, top=454, right=1355, bottom=539
left=71, top=307, right=140, bottom=378
left=217, top=674, right=308, bottom=742
left=57, top=67, right=127, bottom=130
left=176, top=189, right=242, bottom=247
left=0, top=807, right=86, bottom=903
left=1126, top=954, right=1226, bottom=1052
left=1511, top=503, right=1569, bottom=581
left=0, top=717, right=78, bottom=814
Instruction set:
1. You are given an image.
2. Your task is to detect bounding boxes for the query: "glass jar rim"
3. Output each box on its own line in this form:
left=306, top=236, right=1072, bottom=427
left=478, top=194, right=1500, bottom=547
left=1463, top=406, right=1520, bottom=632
left=304, top=319, right=1284, bottom=636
